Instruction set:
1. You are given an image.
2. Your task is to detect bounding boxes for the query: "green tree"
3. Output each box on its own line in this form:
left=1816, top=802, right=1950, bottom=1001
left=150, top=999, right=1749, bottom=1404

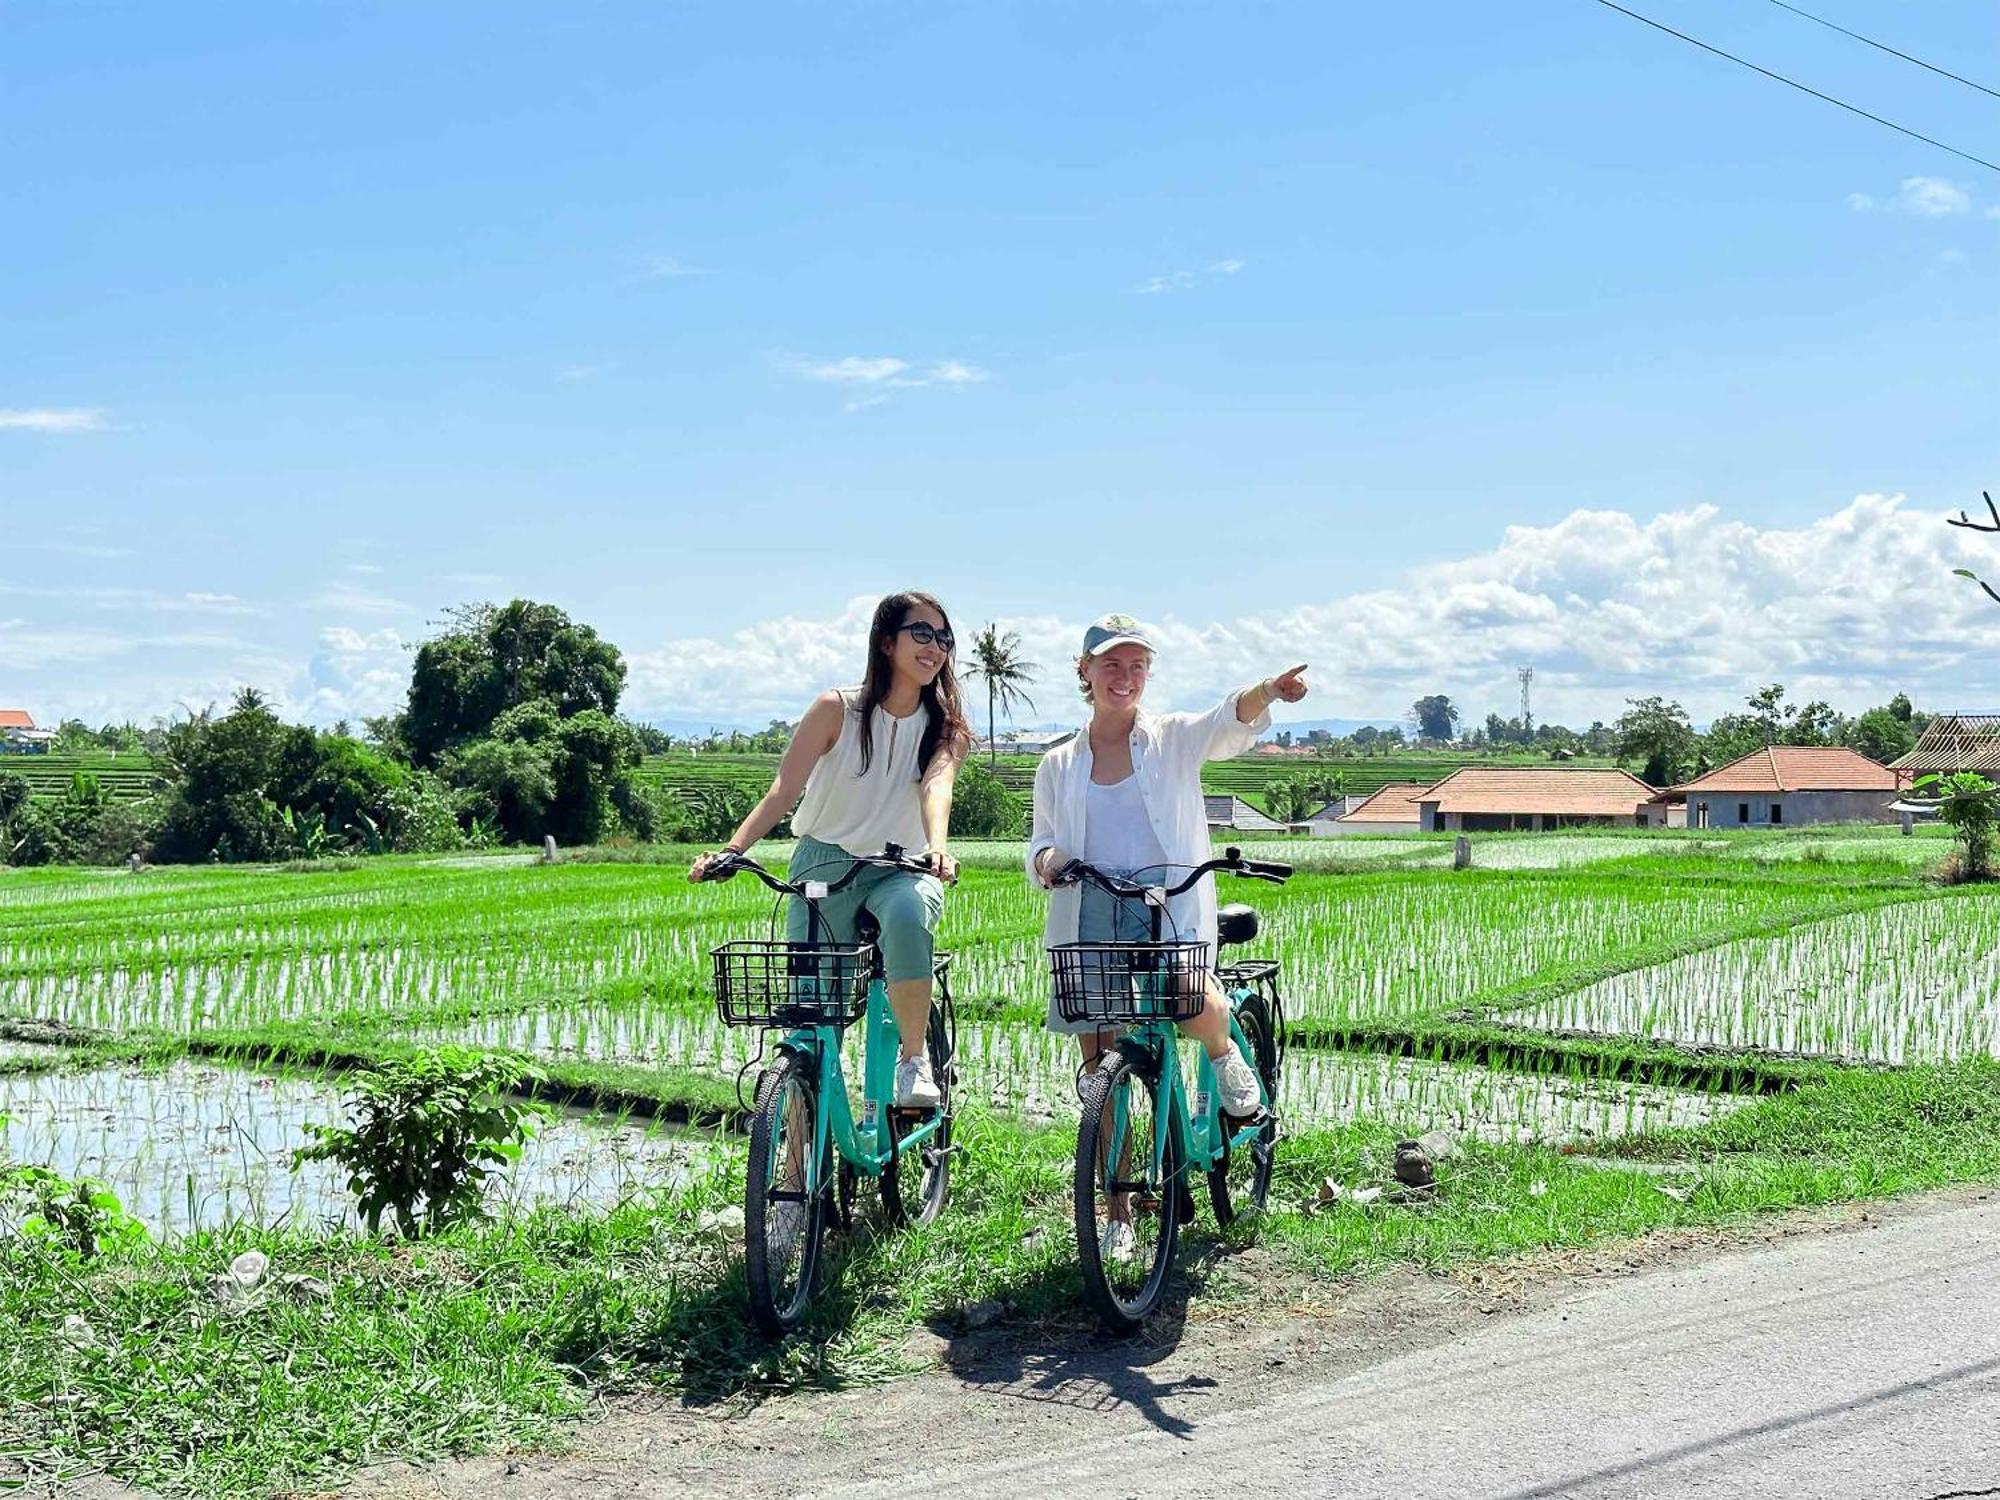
left=1920, top=772, right=1997, bottom=882
left=964, top=624, right=1040, bottom=765
left=400, top=600, right=625, bottom=766
left=1615, top=696, right=1695, bottom=786
left=1409, top=694, right=1460, bottom=744
left=1847, top=706, right=1916, bottom=764
left=948, top=761, right=1023, bottom=837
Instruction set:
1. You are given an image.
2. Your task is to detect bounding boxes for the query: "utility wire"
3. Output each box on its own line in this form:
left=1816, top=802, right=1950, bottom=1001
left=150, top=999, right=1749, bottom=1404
left=1763, top=0, right=2000, bottom=105
left=1589, top=0, right=2000, bottom=175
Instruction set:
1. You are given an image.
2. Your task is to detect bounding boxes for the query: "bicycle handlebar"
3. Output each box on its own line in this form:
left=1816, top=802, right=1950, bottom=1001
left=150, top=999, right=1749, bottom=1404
left=694, top=842, right=934, bottom=897
left=1052, top=844, right=1292, bottom=900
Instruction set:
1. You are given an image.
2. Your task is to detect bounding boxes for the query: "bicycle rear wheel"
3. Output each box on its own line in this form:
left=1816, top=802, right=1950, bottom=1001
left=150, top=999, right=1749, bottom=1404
left=879, top=999, right=953, bottom=1228
left=1074, top=1042, right=1182, bottom=1334
left=1208, top=993, right=1280, bottom=1227
left=745, top=1051, right=826, bottom=1336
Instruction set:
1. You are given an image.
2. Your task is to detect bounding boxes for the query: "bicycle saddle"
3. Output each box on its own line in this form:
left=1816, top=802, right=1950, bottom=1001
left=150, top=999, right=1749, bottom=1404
left=1216, top=903, right=1259, bottom=949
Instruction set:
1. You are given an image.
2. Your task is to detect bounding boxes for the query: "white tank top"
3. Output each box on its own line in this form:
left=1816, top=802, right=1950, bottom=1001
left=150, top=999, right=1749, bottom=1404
left=791, top=690, right=933, bottom=856
left=1082, top=774, right=1170, bottom=874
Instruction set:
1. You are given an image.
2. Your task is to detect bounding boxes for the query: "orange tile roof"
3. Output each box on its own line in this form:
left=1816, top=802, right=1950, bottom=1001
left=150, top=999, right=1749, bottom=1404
left=1335, top=782, right=1433, bottom=823
left=1418, top=767, right=1656, bottom=816
left=0, top=710, right=33, bottom=730
left=1666, top=746, right=1900, bottom=797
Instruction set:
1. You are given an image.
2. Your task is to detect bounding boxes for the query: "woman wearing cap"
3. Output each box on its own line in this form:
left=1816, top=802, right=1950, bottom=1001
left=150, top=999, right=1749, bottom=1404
left=1028, top=614, right=1307, bottom=1257
left=690, top=590, right=973, bottom=1109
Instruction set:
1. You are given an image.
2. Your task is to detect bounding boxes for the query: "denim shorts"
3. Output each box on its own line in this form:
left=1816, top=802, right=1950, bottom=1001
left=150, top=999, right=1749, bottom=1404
left=1045, top=864, right=1175, bottom=1037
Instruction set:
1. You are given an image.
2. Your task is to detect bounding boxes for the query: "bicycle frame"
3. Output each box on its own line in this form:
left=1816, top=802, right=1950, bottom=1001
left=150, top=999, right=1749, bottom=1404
left=775, top=978, right=948, bottom=1199
left=1104, top=982, right=1270, bottom=1192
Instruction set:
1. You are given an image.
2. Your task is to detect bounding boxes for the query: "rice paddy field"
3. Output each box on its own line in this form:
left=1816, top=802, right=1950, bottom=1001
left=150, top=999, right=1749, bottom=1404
left=9, top=820, right=2000, bottom=1496
left=0, top=820, right=1982, bottom=1240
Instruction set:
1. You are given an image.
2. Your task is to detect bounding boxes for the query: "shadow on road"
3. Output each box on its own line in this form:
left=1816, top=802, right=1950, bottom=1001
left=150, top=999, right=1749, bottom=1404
left=930, top=1236, right=1242, bottom=1439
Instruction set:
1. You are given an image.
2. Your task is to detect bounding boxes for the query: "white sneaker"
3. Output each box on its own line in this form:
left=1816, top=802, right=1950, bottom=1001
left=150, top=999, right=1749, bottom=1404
left=894, top=1054, right=942, bottom=1110
left=1211, top=1048, right=1264, bottom=1118
left=1099, top=1219, right=1137, bottom=1264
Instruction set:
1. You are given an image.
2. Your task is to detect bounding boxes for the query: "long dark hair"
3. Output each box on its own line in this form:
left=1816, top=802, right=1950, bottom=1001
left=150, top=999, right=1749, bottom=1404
left=854, top=590, right=971, bottom=778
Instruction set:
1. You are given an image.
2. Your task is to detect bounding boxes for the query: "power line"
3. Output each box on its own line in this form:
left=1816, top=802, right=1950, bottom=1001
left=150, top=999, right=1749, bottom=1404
left=1763, top=0, right=2000, bottom=105
left=1588, top=0, right=2000, bottom=176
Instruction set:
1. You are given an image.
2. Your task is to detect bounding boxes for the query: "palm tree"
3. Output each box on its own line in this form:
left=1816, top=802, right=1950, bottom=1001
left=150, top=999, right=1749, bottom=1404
left=964, top=624, right=1040, bottom=766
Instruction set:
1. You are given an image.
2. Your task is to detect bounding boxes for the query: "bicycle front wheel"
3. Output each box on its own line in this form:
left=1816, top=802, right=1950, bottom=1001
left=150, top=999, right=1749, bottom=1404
left=745, top=1051, right=827, bottom=1336
left=1208, top=992, right=1280, bottom=1228
left=1074, top=1042, right=1182, bottom=1333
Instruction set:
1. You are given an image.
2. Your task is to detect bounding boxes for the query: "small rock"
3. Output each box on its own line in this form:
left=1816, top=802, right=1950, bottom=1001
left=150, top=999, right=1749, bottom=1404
left=59, top=1314, right=99, bottom=1352
left=228, top=1250, right=269, bottom=1290
left=962, top=1299, right=1005, bottom=1329
left=1392, top=1140, right=1434, bottom=1188
left=697, top=1205, right=747, bottom=1237
left=1416, top=1130, right=1459, bottom=1162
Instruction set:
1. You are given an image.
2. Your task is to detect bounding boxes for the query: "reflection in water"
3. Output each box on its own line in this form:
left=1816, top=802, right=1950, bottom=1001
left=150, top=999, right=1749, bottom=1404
left=0, top=1060, right=728, bottom=1238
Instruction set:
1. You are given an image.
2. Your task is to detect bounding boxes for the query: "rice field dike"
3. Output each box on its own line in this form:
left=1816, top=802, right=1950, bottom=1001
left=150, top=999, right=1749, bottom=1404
left=5, top=820, right=2000, bottom=1496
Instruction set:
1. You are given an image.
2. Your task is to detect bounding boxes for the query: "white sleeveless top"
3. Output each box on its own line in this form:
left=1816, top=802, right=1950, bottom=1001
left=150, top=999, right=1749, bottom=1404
left=791, top=690, right=932, bottom=857
left=1082, top=775, right=1170, bottom=874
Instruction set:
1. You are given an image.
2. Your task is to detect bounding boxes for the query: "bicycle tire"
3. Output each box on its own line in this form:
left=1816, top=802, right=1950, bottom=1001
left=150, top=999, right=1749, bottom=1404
left=1074, top=1042, right=1182, bottom=1333
left=744, top=1051, right=826, bottom=1336
left=1208, top=993, right=1280, bottom=1227
left=879, top=999, right=954, bottom=1229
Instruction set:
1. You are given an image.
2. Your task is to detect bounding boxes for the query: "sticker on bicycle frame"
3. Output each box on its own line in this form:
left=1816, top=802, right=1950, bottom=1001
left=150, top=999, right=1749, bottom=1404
left=861, top=1099, right=879, bottom=1130
left=804, top=880, right=830, bottom=899
left=1193, top=1090, right=1211, bottom=1119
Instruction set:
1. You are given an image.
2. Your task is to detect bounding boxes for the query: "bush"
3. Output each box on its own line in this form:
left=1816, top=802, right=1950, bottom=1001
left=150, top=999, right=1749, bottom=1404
left=1925, top=772, right=1998, bottom=883
left=294, top=1048, right=546, bottom=1238
left=950, top=761, right=1023, bottom=837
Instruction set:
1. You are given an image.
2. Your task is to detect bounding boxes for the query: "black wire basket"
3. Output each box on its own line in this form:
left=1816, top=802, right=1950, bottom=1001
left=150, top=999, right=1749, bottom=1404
left=712, top=940, right=876, bottom=1028
left=1049, top=940, right=1212, bottom=1025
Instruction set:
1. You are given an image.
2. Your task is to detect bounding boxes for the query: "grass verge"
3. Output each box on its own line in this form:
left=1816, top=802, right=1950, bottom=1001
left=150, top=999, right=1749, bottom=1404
left=5, top=1059, right=2000, bottom=1497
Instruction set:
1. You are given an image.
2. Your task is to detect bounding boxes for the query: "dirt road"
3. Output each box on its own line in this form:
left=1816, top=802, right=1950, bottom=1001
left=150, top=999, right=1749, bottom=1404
left=356, top=1189, right=2000, bottom=1499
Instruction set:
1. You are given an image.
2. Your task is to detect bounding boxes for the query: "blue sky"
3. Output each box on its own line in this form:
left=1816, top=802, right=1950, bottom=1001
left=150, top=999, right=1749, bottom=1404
left=5, top=1, right=1999, bottom=730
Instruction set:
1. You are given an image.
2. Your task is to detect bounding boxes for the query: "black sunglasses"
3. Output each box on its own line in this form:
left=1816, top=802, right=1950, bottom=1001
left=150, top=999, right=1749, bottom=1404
left=895, top=622, right=955, bottom=653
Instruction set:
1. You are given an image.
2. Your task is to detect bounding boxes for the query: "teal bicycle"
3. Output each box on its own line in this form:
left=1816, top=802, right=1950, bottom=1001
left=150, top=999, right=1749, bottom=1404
left=701, top=844, right=955, bottom=1335
left=1049, top=847, right=1292, bottom=1333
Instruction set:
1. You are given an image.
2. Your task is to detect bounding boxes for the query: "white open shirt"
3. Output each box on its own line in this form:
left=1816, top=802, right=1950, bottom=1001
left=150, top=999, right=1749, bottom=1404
left=1027, top=690, right=1272, bottom=957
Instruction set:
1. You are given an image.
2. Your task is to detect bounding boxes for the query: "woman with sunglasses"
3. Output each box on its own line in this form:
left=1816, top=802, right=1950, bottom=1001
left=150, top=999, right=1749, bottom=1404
left=690, top=591, right=972, bottom=1107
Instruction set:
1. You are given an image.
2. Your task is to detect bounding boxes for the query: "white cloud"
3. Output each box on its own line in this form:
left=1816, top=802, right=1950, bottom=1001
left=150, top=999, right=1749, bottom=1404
left=1849, top=177, right=1973, bottom=216
left=0, top=582, right=261, bottom=614
left=0, top=408, right=106, bottom=433
left=789, top=355, right=991, bottom=410
left=310, top=587, right=413, bottom=615
left=296, top=626, right=410, bottom=721
left=16, top=542, right=137, bottom=559
left=620, top=496, right=2000, bottom=726
left=640, top=255, right=705, bottom=279
left=1134, top=259, right=1246, bottom=294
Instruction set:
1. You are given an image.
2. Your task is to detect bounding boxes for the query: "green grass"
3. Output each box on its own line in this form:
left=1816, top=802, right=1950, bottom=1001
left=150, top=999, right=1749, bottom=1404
left=7, top=1060, right=2000, bottom=1496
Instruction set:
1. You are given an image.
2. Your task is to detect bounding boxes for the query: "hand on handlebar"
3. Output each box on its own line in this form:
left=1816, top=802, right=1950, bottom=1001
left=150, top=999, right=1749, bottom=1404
left=688, top=848, right=743, bottom=884
left=1032, top=845, right=1073, bottom=889
left=927, top=850, right=960, bottom=886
